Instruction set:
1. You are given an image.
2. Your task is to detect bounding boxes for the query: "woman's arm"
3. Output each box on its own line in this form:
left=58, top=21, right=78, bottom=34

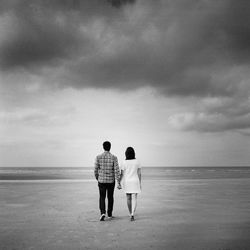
left=117, top=170, right=124, bottom=189
left=137, top=168, right=141, bottom=188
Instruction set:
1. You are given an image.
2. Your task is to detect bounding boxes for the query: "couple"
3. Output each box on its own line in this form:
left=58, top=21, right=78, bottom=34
left=94, top=141, right=141, bottom=222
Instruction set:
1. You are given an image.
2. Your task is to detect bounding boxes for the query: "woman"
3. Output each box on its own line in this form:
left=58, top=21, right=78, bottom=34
left=118, top=147, right=141, bottom=221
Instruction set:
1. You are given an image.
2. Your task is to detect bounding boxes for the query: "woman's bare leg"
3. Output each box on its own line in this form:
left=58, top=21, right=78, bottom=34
left=126, top=194, right=132, bottom=215
left=131, top=193, right=137, bottom=216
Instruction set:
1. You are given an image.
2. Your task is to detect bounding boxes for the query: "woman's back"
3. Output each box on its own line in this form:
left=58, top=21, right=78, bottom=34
left=122, top=159, right=140, bottom=180
left=121, top=159, right=141, bottom=193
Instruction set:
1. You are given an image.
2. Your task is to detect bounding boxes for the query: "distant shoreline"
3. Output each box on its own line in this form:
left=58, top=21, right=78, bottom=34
left=1, top=166, right=250, bottom=169
left=1, top=166, right=250, bottom=181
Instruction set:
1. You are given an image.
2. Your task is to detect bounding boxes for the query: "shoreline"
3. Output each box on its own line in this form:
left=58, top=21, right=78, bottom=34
left=1, top=167, right=250, bottom=182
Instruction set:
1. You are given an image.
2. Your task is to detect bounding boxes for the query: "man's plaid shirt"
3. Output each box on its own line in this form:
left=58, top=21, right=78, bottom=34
left=94, top=151, right=120, bottom=183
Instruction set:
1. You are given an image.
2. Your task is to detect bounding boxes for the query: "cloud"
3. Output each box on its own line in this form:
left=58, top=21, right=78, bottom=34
left=0, top=0, right=249, bottom=95
left=1, top=0, right=250, bottom=133
left=0, top=106, right=76, bottom=127
left=168, top=96, right=250, bottom=132
left=0, top=0, right=137, bottom=69
left=0, top=0, right=100, bottom=69
left=0, top=108, right=49, bottom=125
left=169, top=112, right=250, bottom=132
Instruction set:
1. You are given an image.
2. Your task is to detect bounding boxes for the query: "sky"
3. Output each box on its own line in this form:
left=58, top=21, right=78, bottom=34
left=0, top=0, right=250, bottom=167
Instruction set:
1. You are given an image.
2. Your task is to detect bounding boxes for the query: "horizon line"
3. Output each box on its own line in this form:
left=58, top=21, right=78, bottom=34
left=1, top=165, right=250, bottom=168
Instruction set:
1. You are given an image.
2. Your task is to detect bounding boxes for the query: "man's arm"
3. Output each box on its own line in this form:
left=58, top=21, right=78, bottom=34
left=114, top=156, right=120, bottom=184
left=94, top=156, right=99, bottom=181
left=119, top=170, right=124, bottom=183
left=117, top=169, right=123, bottom=189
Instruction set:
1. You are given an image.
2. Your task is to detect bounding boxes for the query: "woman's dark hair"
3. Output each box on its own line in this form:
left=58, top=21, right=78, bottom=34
left=125, top=147, right=136, bottom=160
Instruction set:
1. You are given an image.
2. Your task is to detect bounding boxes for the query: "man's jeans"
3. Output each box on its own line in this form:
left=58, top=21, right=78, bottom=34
left=98, top=182, right=115, bottom=216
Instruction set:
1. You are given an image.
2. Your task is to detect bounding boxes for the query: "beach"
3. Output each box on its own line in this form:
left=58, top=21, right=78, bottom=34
left=1, top=167, right=250, bottom=249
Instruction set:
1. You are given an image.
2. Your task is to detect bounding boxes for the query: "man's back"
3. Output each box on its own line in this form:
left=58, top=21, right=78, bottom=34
left=95, top=151, right=120, bottom=183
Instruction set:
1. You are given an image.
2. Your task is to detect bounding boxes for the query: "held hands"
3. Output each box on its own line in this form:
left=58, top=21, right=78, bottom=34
left=117, top=183, right=122, bottom=190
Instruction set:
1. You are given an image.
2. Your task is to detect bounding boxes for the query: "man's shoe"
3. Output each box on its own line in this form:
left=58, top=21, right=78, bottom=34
left=100, top=214, right=105, bottom=221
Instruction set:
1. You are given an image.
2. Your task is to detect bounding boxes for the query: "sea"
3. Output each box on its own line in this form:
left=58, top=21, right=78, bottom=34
left=1, top=166, right=250, bottom=181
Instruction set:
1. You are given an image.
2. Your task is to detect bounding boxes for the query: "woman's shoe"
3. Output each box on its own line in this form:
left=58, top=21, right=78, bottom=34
left=130, top=215, right=134, bottom=221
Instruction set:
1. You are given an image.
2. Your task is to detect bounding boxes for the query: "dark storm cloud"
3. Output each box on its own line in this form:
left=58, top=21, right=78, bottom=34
left=0, top=0, right=250, bottom=96
left=1, top=0, right=250, bottom=132
left=0, top=0, right=135, bottom=69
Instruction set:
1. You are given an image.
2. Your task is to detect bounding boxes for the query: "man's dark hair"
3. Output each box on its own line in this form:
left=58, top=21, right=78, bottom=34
left=103, top=141, right=111, bottom=151
left=125, top=147, right=135, bottom=160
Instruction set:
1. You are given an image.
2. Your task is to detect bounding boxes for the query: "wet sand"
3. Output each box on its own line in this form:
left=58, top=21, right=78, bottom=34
left=1, top=178, right=250, bottom=249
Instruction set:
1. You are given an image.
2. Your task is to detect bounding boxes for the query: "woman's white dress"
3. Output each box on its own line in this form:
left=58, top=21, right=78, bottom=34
left=121, top=159, right=141, bottom=194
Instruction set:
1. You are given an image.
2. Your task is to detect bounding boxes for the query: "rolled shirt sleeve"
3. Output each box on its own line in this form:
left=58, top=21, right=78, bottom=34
left=94, top=156, right=99, bottom=180
left=113, top=156, right=120, bottom=182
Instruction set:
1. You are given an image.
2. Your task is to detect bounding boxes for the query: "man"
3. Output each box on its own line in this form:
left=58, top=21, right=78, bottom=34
left=94, top=141, right=121, bottom=221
